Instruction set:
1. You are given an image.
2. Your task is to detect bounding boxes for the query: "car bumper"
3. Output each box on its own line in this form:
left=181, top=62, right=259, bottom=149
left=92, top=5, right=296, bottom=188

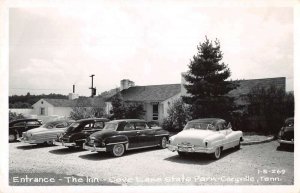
left=83, top=144, right=106, bottom=152
left=18, top=138, right=38, bottom=144
left=53, top=140, right=76, bottom=147
left=166, top=144, right=215, bottom=154
left=278, top=139, right=294, bottom=145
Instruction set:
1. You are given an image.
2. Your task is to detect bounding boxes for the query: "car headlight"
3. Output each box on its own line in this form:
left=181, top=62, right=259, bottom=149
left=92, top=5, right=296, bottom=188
left=168, top=136, right=175, bottom=144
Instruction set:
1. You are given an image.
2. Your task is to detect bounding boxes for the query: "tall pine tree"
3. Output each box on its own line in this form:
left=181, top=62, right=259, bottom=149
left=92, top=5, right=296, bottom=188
left=182, top=37, right=237, bottom=119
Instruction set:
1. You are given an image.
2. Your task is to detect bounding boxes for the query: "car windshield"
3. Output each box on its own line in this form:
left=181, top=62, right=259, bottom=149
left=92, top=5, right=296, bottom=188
left=65, top=122, right=81, bottom=132
left=184, top=122, right=216, bottom=131
left=41, top=122, right=59, bottom=129
left=102, top=123, right=118, bottom=131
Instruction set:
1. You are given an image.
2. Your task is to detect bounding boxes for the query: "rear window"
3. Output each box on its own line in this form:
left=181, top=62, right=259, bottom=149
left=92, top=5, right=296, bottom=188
left=103, top=123, right=118, bottom=131
left=184, top=122, right=216, bottom=131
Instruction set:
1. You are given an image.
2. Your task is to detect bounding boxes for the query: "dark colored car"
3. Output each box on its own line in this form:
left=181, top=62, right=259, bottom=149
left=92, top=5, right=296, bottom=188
left=53, top=118, right=109, bottom=149
left=9, top=119, right=43, bottom=142
left=83, top=119, right=170, bottom=157
left=278, top=117, right=294, bottom=147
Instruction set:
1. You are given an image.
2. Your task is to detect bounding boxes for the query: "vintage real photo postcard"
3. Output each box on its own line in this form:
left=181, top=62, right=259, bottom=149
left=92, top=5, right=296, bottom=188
left=0, top=0, right=299, bottom=193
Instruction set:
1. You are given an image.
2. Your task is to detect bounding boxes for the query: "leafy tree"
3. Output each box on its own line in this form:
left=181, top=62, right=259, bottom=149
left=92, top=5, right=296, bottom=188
left=162, top=99, right=191, bottom=131
left=182, top=37, right=237, bottom=119
left=246, top=85, right=294, bottom=135
left=9, top=102, right=32, bottom=108
left=9, top=111, right=25, bottom=122
left=110, top=92, right=145, bottom=119
left=70, top=97, right=105, bottom=120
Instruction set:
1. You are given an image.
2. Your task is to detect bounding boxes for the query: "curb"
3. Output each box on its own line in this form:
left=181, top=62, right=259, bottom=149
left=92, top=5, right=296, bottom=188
left=241, top=136, right=275, bottom=146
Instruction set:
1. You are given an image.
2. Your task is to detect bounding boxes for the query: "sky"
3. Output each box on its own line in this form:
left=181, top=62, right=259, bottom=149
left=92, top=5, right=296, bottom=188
left=9, top=3, right=294, bottom=96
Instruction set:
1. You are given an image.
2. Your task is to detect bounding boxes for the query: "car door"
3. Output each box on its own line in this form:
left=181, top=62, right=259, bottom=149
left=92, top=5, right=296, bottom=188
left=134, top=122, right=155, bottom=147
left=26, top=120, right=41, bottom=131
left=121, top=122, right=140, bottom=149
left=216, top=122, right=227, bottom=147
left=11, top=121, right=26, bottom=135
left=82, top=122, right=97, bottom=137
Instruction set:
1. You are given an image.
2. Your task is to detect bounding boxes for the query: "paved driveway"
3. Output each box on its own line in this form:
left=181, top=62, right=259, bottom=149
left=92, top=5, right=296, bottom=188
left=9, top=141, right=294, bottom=185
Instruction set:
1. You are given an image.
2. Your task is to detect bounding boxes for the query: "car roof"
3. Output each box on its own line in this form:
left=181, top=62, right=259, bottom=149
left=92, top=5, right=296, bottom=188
left=188, top=118, right=225, bottom=125
left=108, top=119, right=146, bottom=123
left=44, top=120, right=74, bottom=124
left=9, top=118, right=41, bottom=124
left=75, top=118, right=110, bottom=123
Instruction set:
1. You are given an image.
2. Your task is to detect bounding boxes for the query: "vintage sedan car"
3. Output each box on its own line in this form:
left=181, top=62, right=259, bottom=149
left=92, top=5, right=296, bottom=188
left=278, top=117, right=294, bottom=147
left=54, top=118, right=109, bottom=149
left=167, top=118, right=243, bottom=159
left=83, top=119, right=169, bottom=157
left=19, top=120, right=74, bottom=145
left=9, top=119, right=43, bottom=142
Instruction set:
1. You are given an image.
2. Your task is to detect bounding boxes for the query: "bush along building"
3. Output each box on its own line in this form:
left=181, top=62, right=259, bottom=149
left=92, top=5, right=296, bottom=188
left=105, top=76, right=286, bottom=125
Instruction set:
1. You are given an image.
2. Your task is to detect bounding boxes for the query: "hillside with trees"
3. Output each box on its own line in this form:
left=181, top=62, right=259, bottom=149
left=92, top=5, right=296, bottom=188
left=9, top=93, right=68, bottom=108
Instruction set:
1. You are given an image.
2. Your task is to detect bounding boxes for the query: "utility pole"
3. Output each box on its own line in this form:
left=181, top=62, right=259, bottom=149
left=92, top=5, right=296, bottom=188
left=89, top=74, right=96, bottom=97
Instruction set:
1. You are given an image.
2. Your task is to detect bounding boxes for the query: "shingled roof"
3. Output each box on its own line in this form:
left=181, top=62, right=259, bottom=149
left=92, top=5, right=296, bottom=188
left=42, top=97, right=105, bottom=107
left=43, top=99, right=75, bottom=107
left=119, top=84, right=181, bottom=102
left=228, top=77, right=286, bottom=97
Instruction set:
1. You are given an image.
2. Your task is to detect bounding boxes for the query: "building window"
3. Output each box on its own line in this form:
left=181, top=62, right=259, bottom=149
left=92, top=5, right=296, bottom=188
left=40, top=107, right=45, bottom=115
left=153, top=104, right=158, bottom=120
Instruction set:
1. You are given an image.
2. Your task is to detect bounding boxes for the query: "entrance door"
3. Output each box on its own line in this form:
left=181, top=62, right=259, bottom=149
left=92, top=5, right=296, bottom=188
left=152, top=104, right=158, bottom=121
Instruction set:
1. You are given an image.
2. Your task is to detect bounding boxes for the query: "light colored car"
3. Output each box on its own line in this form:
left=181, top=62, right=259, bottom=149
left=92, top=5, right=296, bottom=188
left=19, top=120, right=74, bottom=145
left=167, top=118, right=243, bottom=159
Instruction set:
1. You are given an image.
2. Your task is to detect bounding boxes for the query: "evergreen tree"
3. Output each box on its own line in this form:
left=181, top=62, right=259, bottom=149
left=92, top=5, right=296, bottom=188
left=182, top=37, right=237, bottom=119
left=110, top=92, right=126, bottom=119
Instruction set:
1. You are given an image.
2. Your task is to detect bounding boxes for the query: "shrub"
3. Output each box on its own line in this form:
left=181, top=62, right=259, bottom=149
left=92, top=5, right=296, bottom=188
left=162, top=99, right=191, bottom=132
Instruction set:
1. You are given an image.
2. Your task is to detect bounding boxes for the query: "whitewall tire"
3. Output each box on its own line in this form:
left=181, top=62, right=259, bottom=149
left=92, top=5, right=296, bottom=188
left=111, top=144, right=125, bottom=157
left=212, top=147, right=221, bottom=160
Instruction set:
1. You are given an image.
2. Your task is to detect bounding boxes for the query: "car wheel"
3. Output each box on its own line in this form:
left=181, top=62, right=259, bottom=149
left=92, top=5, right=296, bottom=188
left=177, top=151, right=188, bottom=157
left=235, top=140, right=241, bottom=150
left=46, top=140, right=53, bottom=146
left=160, top=137, right=167, bottom=149
left=111, top=144, right=125, bottom=157
left=9, top=134, right=16, bottom=142
left=212, top=147, right=221, bottom=160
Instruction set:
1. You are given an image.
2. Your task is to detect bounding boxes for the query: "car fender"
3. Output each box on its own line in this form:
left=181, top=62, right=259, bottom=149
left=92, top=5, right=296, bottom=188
left=105, top=135, right=129, bottom=151
left=205, top=133, right=224, bottom=148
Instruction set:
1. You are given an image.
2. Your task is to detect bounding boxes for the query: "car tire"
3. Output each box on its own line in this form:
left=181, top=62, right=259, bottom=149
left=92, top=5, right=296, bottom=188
left=212, top=147, right=221, bottom=160
left=111, top=144, right=125, bottom=157
left=160, top=137, right=167, bottom=149
left=177, top=151, right=188, bottom=157
left=9, top=134, right=17, bottom=142
left=45, top=140, right=53, bottom=146
left=235, top=140, right=241, bottom=150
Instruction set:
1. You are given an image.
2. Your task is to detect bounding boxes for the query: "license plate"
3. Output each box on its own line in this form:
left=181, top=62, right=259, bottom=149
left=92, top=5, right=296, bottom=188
left=179, top=147, right=191, bottom=152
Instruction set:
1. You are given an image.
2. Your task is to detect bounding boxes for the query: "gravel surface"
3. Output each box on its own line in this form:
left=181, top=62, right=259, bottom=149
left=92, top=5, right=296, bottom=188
left=9, top=141, right=294, bottom=185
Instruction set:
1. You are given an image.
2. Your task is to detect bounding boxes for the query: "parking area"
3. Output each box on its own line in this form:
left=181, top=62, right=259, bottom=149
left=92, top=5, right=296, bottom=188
left=9, top=141, right=293, bottom=185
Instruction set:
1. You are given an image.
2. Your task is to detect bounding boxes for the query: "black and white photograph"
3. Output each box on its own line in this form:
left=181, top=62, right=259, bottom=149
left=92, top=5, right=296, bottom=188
left=0, top=0, right=299, bottom=193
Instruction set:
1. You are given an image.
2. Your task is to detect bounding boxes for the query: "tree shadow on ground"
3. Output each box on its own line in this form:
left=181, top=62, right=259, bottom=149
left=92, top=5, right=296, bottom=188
left=164, top=147, right=240, bottom=165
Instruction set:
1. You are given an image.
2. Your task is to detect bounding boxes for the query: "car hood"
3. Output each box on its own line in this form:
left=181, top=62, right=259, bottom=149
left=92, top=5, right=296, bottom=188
left=171, top=129, right=217, bottom=145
